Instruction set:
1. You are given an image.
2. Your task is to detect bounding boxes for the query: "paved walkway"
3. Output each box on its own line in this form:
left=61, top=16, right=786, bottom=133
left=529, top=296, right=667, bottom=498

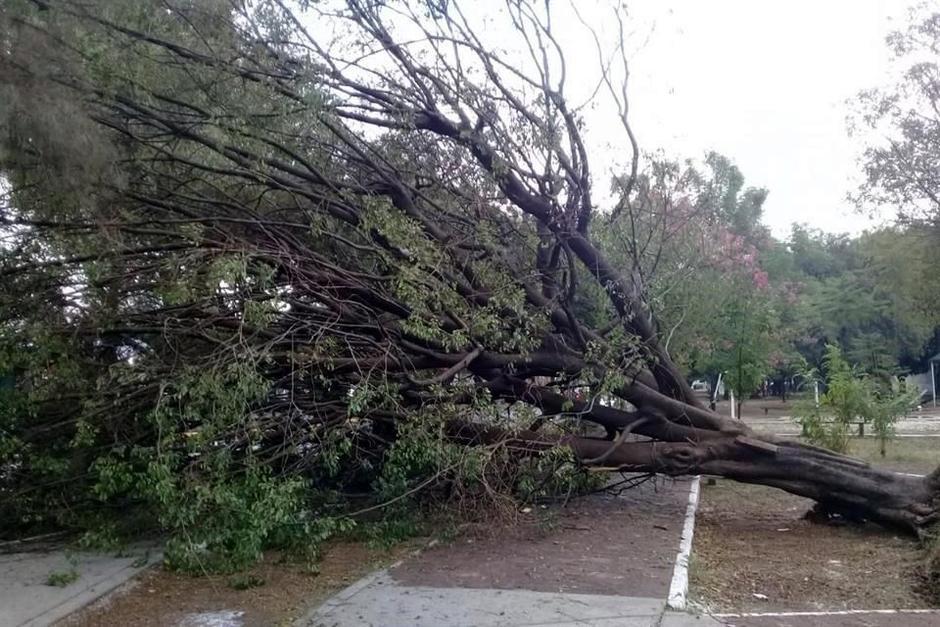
left=297, top=478, right=716, bottom=627
left=0, top=544, right=157, bottom=627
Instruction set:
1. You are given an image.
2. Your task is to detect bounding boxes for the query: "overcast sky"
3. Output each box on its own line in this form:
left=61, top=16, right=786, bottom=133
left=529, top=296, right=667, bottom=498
left=618, top=0, right=910, bottom=237
left=312, top=0, right=912, bottom=239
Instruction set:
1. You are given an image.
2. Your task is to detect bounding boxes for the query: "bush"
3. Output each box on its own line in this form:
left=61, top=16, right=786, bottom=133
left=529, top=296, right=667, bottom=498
left=796, top=344, right=918, bottom=454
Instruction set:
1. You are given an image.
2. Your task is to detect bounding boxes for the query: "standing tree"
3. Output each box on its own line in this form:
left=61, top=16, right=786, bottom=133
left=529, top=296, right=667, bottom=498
left=2, top=0, right=940, bottom=567
left=855, top=5, right=940, bottom=224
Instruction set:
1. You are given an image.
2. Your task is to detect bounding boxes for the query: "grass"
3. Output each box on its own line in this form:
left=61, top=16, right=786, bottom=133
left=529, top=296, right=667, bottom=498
left=46, top=568, right=80, bottom=587
left=844, top=437, right=938, bottom=474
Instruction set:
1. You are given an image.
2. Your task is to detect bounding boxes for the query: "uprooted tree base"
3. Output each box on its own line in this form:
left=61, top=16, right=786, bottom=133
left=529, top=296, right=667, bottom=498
left=1, top=0, right=938, bottom=573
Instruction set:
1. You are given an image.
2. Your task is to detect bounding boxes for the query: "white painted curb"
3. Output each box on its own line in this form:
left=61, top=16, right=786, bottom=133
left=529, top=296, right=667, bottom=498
left=667, top=475, right=701, bottom=611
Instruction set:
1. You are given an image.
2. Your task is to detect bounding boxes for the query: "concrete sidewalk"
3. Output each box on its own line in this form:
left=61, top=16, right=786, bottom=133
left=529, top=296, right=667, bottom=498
left=297, top=478, right=719, bottom=627
left=0, top=545, right=157, bottom=627
left=298, top=570, right=719, bottom=626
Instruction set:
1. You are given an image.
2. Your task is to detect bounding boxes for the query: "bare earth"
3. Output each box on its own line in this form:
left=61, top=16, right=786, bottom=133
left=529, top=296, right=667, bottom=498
left=691, top=479, right=927, bottom=613
left=691, top=434, right=940, bottom=619
left=392, top=477, right=691, bottom=597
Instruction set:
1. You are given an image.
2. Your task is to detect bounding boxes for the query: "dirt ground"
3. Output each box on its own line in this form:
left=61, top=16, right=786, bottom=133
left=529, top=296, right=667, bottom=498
left=58, top=541, right=417, bottom=627
left=392, top=476, right=691, bottom=597
left=690, top=437, right=940, bottom=614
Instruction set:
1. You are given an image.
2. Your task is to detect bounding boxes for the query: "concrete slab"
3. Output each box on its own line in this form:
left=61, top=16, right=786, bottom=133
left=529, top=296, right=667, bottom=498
left=300, top=582, right=665, bottom=626
left=525, top=619, right=657, bottom=627
left=0, top=547, right=157, bottom=627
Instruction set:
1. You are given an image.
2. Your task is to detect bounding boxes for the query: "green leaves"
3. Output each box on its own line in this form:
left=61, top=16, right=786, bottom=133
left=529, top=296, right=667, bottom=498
left=796, top=344, right=919, bottom=454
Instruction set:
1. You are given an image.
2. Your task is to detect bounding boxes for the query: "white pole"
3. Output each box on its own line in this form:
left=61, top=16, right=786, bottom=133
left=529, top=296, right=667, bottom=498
left=814, top=381, right=819, bottom=408
left=932, top=361, right=937, bottom=407
left=730, top=388, right=736, bottom=420
left=713, top=372, right=723, bottom=406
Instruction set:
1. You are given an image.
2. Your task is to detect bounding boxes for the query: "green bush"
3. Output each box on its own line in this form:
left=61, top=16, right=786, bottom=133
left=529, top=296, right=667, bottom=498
left=796, top=344, right=918, bottom=454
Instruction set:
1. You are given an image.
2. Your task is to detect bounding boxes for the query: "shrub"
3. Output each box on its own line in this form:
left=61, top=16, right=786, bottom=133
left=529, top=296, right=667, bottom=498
left=796, top=344, right=918, bottom=454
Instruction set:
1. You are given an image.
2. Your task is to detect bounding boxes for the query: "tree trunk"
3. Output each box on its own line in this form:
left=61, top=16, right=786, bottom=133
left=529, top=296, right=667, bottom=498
left=474, top=376, right=940, bottom=535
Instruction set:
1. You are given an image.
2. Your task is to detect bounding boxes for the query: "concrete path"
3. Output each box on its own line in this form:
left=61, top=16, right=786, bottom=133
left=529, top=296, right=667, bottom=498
left=302, top=574, right=719, bottom=626
left=0, top=545, right=157, bottom=627
left=297, top=478, right=720, bottom=627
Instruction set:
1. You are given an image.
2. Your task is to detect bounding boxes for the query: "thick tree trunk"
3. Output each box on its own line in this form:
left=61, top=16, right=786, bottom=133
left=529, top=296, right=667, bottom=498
left=469, top=376, right=940, bottom=535
left=567, top=436, right=939, bottom=532
left=453, top=419, right=940, bottom=534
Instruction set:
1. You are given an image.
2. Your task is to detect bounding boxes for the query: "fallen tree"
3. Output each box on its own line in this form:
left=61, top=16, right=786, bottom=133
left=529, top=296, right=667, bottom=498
left=1, top=0, right=938, bottom=564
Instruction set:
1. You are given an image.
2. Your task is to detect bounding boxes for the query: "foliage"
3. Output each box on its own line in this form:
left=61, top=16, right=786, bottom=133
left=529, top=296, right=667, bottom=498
left=228, top=573, right=265, bottom=590
left=854, top=5, right=940, bottom=225
left=797, top=345, right=872, bottom=452
left=868, top=376, right=922, bottom=457
left=605, top=152, right=791, bottom=404
left=515, top=446, right=604, bottom=503
left=796, top=345, right=918, bottom=454
left=45, top=569, right=79, bottom=587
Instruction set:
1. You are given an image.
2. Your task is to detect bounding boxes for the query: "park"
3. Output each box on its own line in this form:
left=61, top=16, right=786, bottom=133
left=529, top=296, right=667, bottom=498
left=2, top=1, right=940, bottom=625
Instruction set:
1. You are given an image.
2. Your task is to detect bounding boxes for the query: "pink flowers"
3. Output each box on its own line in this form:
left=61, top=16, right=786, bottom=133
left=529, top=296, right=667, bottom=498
left=752, top=270, right=770, bottom=290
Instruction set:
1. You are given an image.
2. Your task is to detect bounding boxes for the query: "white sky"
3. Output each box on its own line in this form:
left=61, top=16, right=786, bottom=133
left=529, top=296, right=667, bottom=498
left=618, top=0, right=910, bottom=237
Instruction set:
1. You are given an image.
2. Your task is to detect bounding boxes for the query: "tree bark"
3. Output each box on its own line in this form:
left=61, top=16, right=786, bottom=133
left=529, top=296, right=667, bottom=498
left=451, top=416, right=940, bottom=534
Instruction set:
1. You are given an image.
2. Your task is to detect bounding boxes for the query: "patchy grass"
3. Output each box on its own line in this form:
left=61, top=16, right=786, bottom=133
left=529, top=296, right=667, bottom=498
left=689, top=437, right=940, bottom=612
left=845, top=437, right=938, bottom=474
left=46, top=569, right=80, bottom=587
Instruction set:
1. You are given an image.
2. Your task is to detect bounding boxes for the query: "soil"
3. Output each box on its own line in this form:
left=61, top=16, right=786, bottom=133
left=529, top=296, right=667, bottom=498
left=691, top=437, right=940, bottom=614
left=690, top=478, right=932, bottom=613
left=730, top=614, right=940, bottom=627
left=57, top=541, right=415, bottom=627
left=391, top=476, right=692, bottom=597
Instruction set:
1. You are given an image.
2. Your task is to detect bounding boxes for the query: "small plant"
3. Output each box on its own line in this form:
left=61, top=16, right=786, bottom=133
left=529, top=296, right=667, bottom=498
left=45, top=569, right=79, bottom=587
left=360, top=514, right=424, bottom=549
left=796, top=345, right=918, bottom=454
left=435, top=519, right=460, bottom=544
left=868, top=376, right=921, bottom=457
left=228, top=573, right=265, bottom=590
left=77, top=523, right=123, bottom=553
